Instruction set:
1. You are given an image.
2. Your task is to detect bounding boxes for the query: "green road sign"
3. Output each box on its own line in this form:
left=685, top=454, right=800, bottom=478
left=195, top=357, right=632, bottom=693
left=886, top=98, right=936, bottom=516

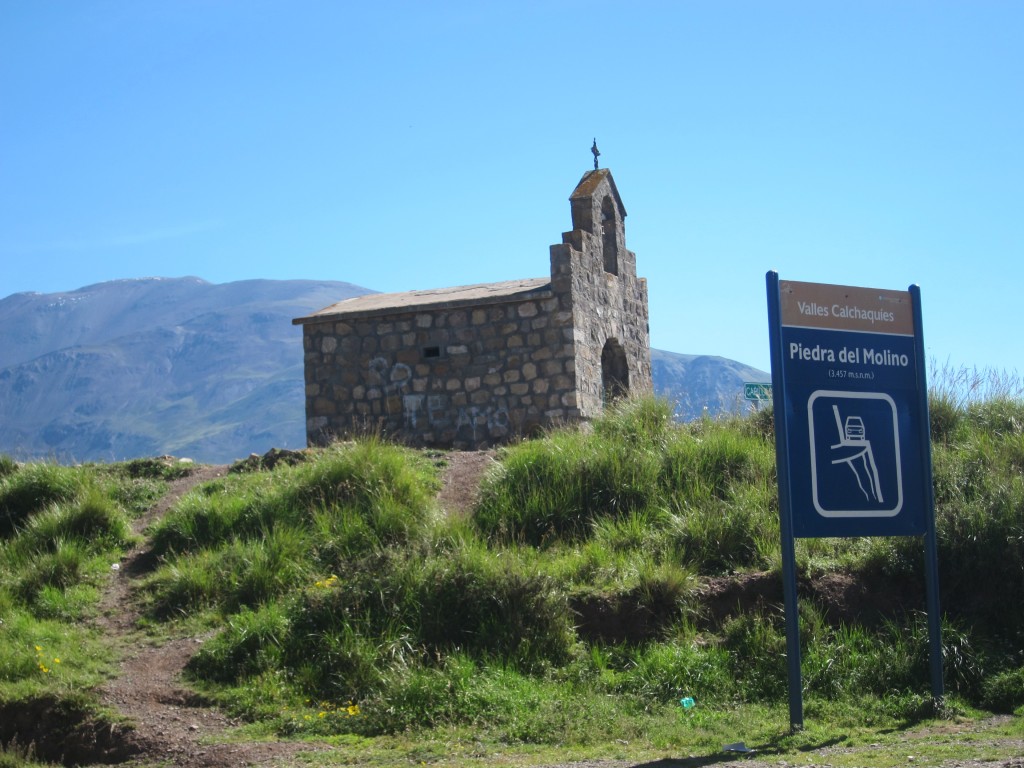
left=744, top=382, right=773, bottom=401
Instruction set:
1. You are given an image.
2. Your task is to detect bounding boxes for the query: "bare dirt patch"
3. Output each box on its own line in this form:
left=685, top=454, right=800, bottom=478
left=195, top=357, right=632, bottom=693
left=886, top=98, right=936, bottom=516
left=437, top=449, right=496, bottom=517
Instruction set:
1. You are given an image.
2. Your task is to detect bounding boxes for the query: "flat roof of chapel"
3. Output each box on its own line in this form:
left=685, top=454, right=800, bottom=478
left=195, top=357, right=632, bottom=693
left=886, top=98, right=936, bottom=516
left=293, top=277, right=552, bottom=325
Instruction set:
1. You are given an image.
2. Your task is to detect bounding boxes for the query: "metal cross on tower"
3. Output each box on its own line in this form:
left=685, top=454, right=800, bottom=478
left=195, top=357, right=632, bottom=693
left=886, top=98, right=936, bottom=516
left=591, top=138, right=601, bottom=170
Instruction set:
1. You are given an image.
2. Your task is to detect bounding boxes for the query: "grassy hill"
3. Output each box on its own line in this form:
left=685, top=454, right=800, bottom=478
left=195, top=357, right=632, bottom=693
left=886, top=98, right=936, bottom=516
left=1, top=392, right=1023, bottom=766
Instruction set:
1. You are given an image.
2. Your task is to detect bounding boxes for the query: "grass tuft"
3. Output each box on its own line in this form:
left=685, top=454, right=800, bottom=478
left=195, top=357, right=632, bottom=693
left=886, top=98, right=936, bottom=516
left=0, top=464, right=87, bottom=538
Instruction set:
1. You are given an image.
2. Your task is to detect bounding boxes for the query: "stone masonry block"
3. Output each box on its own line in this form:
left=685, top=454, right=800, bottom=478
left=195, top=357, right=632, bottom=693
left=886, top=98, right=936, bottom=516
left=517, top=302, right=538, bottom=318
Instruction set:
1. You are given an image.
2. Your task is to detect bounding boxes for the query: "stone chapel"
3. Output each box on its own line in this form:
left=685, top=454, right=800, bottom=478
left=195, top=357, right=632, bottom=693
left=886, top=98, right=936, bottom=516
left=293, top=167, right=652, bottom=449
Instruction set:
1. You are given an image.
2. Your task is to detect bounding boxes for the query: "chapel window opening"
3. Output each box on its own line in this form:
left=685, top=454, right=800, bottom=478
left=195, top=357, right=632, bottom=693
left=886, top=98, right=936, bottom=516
left=601, top=195, right=619, bottom=276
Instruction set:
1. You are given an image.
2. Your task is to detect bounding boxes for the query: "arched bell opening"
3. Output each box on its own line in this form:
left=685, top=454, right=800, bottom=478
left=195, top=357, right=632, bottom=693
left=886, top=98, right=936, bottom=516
left=601, top=195, right=620, bottom=276
left=601, top=338, right=629, bottom=405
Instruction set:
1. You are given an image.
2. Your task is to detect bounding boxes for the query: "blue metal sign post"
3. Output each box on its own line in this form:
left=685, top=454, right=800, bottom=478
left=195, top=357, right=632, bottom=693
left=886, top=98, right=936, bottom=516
left=766, top=272, right=942, bottom=730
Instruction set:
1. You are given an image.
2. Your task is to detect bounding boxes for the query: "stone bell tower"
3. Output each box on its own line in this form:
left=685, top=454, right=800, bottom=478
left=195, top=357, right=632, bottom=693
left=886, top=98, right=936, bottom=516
left=549, top=167, right=652, bottom=417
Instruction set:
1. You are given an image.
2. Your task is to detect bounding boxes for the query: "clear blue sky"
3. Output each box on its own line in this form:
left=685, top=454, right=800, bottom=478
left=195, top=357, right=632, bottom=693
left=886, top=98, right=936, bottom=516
left=2, top=1, right=1021, bottom=376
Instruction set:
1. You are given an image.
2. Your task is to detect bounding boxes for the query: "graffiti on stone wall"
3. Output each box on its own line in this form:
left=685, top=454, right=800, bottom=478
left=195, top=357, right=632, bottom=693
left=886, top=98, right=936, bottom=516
left=456, top=403, right=510, bottom=441
left=400, top=394, right=450, bottom=429
left=369, top=356, right=509, bottom=440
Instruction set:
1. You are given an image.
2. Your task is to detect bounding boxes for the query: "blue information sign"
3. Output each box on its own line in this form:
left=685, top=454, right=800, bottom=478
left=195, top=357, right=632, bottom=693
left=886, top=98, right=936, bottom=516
left=771, top=279, right=928, bottom=537
left=766, top=274, right=942, bottom=729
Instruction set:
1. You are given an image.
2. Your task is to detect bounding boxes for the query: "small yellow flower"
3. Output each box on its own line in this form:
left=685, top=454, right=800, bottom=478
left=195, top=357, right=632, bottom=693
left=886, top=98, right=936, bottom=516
left=35, top=645, right=42, bottom=652
left=318, top=711, right=326, bottom=718
left=53, top=658, right=61, bottom=664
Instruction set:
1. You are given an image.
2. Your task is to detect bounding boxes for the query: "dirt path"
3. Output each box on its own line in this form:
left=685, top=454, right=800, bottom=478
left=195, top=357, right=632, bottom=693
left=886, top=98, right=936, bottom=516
left=437, top=450, right=496, bottom=516
left=94, top=464, right=324, bottom=767
left=96, top=465, right=226, bottom=635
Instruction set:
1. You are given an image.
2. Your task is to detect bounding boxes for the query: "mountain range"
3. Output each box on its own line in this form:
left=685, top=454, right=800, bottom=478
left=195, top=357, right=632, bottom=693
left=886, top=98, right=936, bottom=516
left=0, top=278, right=768, bottom=463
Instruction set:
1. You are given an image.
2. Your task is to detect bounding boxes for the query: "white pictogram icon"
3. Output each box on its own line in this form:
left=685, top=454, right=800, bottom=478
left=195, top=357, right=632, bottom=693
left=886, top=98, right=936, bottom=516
left=830, top=405, right=884, bottom=503
left=808, top=390, right=903, bottom=518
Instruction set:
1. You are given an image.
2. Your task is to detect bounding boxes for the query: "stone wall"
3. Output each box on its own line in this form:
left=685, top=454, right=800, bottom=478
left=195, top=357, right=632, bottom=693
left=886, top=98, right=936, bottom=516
left=301, top=289, right=582, bottom=449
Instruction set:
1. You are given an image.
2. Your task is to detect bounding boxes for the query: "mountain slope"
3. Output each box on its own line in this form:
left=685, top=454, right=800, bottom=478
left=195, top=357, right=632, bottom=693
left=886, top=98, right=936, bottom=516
left=0, top=278, right=768, bottom=463
left=0, top=278, right=370, bottom=462
left=650, top=349, right=770, bottom=420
